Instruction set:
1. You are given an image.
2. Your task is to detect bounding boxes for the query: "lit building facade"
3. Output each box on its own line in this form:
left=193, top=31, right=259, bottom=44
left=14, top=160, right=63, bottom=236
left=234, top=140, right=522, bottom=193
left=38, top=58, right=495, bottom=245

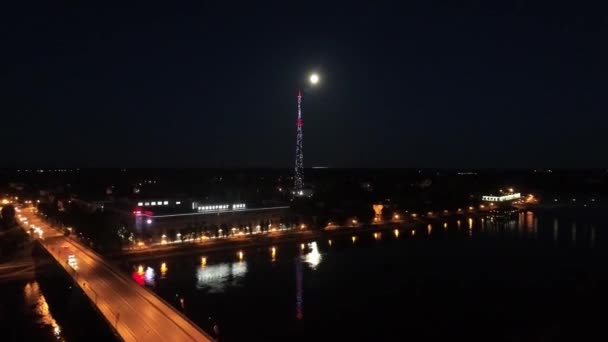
left=481, top=193, right=521, bottom=202
left=128, top=200, right=294, bottom=241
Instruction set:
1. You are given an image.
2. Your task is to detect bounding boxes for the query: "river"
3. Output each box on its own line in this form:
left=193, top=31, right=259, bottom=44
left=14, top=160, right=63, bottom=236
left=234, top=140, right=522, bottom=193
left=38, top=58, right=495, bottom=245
left=128, top=209, right=608, bottom=341
left=5, top=209, right=607, bottom=341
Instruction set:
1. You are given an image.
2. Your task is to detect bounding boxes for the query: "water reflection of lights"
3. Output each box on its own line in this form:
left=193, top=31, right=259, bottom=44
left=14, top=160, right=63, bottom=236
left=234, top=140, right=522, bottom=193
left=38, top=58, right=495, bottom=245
left=468, top=218, right=473, bottom=230
left=271, top=246, right=277, bottom=262
left=160, top=262, right=168, bottom=278
left=238, top=250, right=244, bottom=261
left=373, top=232, right=381, bottom=240
left=296, top=258, right=304, bottom=320
left=132, top=270, right=144, bottom=285
left=201, top=257, right=207, bottom=266
left=553, top=219, right=559, bottom=242
left=411, top=229, right=416, bottom=236
left=144, top=267, right=155, bottom=286
left=300, top=243, right=305, bottom=251
left=351, top=236, right=357, bottom=243
left=457, top=220, right=461, bottom=228
left=427, top=224, right=432, bottom=234
left=394, top=229, right=399, bottom=238
left=328, top=239, right=332, bottom=246
left=24, top=282, right=64, bottom=341
left=526, top=211, right=534, bottom=230
left=196, top=262, right=248, bottom=293
left=443, top=222, right=448, bottom=229
left=132, top=265, right=147, bottom=285
left=303, top=241, right=322, bottom=270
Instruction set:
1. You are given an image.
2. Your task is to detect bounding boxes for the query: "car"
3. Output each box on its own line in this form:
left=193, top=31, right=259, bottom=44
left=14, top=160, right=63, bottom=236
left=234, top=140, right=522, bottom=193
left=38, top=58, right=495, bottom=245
left=67, top=254, right=78, bottom=269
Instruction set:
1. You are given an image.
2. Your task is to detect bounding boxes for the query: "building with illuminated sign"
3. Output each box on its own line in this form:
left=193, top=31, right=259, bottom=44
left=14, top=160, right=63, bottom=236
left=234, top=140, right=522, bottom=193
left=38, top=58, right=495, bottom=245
left=481, top=193, right=521, bottom=202
left=124, top=197, right=293, bottom=241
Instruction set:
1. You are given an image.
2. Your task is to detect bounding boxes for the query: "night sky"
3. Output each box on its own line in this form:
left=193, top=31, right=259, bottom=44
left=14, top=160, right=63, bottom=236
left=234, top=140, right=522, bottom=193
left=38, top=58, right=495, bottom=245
left=3, top=2, right=607, bottom=168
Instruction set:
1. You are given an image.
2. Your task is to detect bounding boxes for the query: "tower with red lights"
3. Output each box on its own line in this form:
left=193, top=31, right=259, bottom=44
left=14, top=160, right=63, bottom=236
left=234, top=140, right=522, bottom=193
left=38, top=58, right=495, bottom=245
left=294, top=90, right=304, bottom=192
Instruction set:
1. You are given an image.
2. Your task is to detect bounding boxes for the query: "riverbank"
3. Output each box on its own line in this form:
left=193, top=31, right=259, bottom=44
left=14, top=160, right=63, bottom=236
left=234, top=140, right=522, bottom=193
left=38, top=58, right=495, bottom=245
left=115, top=211, right=495, bottom=262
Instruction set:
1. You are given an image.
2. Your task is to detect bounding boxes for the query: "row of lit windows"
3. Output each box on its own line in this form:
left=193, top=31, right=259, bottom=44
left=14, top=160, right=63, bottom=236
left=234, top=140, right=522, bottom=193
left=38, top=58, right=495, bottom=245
left=482, top=193, right=520, bottom=202
left=198, top=204, right=230, bottom=211
left=137, top=200, right=181, bottom=207
left=196, top=203, right=247, bottom=212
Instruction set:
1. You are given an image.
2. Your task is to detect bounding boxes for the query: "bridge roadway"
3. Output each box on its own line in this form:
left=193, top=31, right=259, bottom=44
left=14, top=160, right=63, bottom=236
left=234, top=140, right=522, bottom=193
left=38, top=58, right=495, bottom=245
left=20, top=208, right=214, bottom=342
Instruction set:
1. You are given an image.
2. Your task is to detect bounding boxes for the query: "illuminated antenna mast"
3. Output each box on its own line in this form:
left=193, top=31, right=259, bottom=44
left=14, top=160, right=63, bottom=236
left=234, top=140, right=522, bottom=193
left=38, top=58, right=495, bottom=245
left=294, top=90, right=304, bottom=192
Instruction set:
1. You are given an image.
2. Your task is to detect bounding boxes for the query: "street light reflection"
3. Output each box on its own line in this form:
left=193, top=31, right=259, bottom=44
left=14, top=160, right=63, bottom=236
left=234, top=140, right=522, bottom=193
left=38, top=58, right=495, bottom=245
left=24, top=282, right=64, bottom=341
left=196, top=261, right=248, bottom=293
left=160, top=262, right=168, bottom=277
left=144, top=267, right=155, bottom=286
left=303, top=241, right=322, bottom=270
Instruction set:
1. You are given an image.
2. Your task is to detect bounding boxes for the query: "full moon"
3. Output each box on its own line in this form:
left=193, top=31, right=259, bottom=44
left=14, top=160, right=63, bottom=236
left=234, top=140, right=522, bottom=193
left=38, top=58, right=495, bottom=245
left=309, top=74, right=319, bottom=84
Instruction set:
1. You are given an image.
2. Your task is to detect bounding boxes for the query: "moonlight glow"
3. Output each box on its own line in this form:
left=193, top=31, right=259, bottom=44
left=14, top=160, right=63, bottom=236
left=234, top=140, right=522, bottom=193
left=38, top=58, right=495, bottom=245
left=309, top=74, right=319, bottom=84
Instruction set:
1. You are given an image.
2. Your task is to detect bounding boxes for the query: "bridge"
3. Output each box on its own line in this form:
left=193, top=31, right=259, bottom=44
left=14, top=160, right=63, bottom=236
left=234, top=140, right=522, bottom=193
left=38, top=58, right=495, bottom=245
left=19, top=207, right=215, bottom=342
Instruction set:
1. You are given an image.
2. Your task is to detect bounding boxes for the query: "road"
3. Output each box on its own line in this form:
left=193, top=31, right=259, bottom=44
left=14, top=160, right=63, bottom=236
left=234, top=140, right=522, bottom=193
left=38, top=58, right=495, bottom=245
left=18, top=207, right=215, bottom=342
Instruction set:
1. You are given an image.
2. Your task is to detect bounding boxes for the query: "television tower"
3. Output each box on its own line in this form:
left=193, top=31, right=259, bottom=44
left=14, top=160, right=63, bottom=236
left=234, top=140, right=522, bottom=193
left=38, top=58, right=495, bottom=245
left=294, top=90, right=304, bottom=192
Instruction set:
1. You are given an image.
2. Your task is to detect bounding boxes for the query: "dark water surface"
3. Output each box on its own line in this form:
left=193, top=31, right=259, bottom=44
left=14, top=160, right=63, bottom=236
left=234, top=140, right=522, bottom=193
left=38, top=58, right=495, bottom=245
left=0, top=250, right=119, bottom=341
left=128, top=209, right=608, bottom=341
